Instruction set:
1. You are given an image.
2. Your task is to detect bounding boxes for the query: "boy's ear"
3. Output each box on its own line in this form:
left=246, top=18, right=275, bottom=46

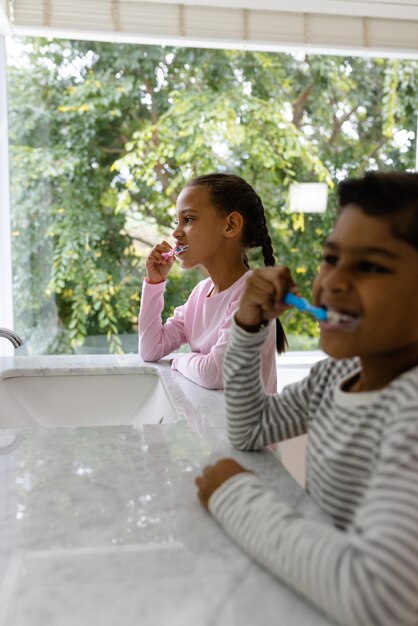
left=224, top=211, right=244, bottom=238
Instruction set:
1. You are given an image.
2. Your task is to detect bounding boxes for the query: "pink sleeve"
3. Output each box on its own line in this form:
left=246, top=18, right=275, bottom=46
left=172, top=319, right=277, bottom=391
left=171, top=294, right=241, bottom=390
left=171, top=339, right=228, bottom=390
left=138, top=279, right=187, bottom=361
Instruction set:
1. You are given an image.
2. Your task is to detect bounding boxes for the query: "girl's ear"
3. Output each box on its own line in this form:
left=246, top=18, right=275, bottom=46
left=224, top=211, right=244, bottom=238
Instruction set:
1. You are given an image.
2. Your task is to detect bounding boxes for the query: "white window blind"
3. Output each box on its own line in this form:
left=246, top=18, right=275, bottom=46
left=5, top=0, right=418, bottom=57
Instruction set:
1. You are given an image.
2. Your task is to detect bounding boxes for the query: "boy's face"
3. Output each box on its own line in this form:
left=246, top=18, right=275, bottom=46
left=313, top=204, right=418, bottom=361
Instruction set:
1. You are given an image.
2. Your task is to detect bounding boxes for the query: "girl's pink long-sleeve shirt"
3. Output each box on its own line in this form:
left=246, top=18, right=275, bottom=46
left=138, top=273, right=277, bottom=392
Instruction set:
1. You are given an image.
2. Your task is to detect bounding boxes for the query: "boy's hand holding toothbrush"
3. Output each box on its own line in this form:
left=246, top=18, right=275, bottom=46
left=236, top=266, right=297, bottom=332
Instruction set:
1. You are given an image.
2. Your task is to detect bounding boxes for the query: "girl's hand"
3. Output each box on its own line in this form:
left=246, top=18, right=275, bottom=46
left=236, top=266, right=297, bottom=330
left=195, top=458, right=252, bottom=509
left=146, top=240, right=176, bottom=284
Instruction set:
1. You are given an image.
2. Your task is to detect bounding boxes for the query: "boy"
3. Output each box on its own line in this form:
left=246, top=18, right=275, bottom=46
left=195, top=172, right=418, bottom=626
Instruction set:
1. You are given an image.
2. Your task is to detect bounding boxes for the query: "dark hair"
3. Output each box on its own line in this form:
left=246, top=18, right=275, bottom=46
left=187, top=173, right=287, bottom=353
left=338, top=171, right=418, bottom=249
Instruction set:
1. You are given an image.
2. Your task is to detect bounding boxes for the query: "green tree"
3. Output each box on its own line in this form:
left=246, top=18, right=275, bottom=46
left=7, top=38, right=418, bottom=352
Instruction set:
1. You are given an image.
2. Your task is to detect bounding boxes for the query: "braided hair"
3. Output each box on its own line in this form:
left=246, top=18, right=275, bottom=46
left=187, top=173, right=287, bottom=353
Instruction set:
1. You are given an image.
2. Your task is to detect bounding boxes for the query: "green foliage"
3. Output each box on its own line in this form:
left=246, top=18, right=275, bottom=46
left=8, top=39, right=145, bottom=353
left=7, top=37, right=418, bottom=352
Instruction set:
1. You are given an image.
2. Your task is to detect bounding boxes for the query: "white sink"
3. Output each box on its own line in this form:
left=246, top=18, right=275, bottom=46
left=0, top=366, right=178, bottom=428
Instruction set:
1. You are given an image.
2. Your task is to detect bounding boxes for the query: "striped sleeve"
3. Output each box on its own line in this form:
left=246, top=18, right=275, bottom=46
left=223, top=318, right=317, bottom=449
left=209, top=412, right=418, bottom=626
left=216, top=318, right=418, bottom=625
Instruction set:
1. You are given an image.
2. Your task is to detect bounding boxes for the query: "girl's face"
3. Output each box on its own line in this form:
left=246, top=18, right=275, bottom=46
left=172, top=185, right=233, bottom=269
left=313, top=204, right=418, bottom=361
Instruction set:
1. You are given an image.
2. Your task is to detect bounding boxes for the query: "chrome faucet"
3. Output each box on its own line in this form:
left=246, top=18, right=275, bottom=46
left=0, top=328, right=23, bottom=348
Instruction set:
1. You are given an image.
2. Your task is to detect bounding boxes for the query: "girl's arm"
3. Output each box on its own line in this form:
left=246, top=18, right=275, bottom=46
left=138, top=279, right=187, bottom=361
left=171, top=305, right=237, bottom=390
left=170, top=287, right=277, bottom=390
left=202, top=405, right=418, bottom=626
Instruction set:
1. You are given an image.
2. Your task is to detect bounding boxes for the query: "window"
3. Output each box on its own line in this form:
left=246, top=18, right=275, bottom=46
left=4, top=35, right=418, bottom=354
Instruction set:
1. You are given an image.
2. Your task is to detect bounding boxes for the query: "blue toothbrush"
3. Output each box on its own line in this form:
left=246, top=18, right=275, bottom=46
left=284, top=292, right=328, bottom=321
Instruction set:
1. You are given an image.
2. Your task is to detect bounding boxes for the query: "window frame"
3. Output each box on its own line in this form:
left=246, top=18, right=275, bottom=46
left=0, top=35, right=14, bottom=356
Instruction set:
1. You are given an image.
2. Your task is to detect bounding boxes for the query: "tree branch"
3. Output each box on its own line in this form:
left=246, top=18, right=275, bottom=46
left=360, top=136, right=388, bottom=167
left=102, top=147, right=125, bottom=155
left=328, top=104, right=360, bottom=144
left=129, top=234, right=155, bottom=247
left=126, top=191, right=173, bottom=230
left=292, top=82, right=314, bottom=128
left=144, top=79, right=178, bottom=205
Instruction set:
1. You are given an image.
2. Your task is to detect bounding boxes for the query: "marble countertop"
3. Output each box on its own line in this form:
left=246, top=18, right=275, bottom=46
left=0, top=354, right=334, bottom=626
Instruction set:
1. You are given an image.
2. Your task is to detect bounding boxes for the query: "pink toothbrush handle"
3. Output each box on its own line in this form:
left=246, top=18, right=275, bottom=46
left=161, top=249, right=175, bottom=260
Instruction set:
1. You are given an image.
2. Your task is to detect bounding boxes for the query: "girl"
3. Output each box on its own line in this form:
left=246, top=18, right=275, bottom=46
left=138, top=173, right=285, bottom=391
left=196, top=172, right=418, bottom=626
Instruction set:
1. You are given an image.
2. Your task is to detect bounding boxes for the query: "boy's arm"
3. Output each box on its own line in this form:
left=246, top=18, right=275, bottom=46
left=224, top=318, right=314, bottom=448
left=138, top=279, right=187, bottom=361
left=206, top=411, right=418, bottom=626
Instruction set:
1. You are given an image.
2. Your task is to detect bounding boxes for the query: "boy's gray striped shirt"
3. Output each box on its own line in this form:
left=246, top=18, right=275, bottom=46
left=209, top=319, right=418, bottom=626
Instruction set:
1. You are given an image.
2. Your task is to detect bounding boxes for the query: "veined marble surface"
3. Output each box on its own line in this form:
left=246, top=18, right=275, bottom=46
left=0, top=354, right=334, bottom=626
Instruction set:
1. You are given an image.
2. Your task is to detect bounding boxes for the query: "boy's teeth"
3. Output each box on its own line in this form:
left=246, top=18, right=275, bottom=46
left=326, top=310, right=357, bottom=324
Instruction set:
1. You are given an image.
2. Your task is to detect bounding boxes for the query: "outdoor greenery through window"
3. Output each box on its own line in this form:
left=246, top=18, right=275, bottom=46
left=6, top=38, right=418, bottom=354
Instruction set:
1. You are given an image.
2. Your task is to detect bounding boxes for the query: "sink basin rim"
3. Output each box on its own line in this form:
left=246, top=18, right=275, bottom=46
left=0, top=364, right=162, bottom=381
